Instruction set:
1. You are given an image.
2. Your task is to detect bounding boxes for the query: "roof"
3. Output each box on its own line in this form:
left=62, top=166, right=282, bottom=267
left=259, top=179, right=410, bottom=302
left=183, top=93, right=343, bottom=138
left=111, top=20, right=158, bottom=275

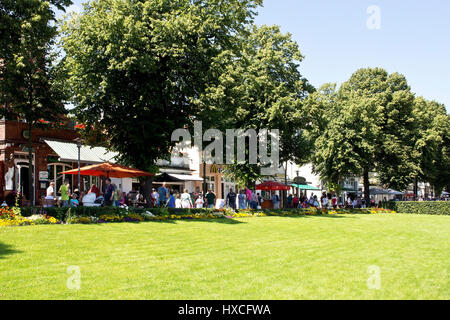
left=44, top=139, right=118, bottom=164
left=168, top=174, right=204, bottom=182
left=291, top=184, right=321, bottom=190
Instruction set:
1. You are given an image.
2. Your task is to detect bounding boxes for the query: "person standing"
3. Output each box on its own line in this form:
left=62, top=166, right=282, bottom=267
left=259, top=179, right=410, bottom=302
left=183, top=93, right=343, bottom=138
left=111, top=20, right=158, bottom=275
left=287, top=194, right=293, bottom=208
left=272, top=193, right=280, bottom=209
left=251, top=191, right=258, bottom=209
left=167, top=192, right=176, bottom=208
left=158, top=183, right=169, bottom=207
left=257, top=193, right=262, bottom=208
left=205, top=190, right=216, bottom=209
left=195, top=194, right=204, bottom=208
left=226, top=188, right=237, bottom=210
left=332, top=194, right=337, bottom=209
left=103, top=178, right=115, bottom=206
left=238, top=190, right=247, bottom=209
left=321, top=193, right=329, bottom=209
left=175, top=193, right=182, bottom=208
left=293, top=194, right=299, bottom=208
left=70, top=193, right=79, bottom=207
left=246, top=188, right=252, bottom=208
left=181, top=189, right=192, bottom=208
left=112, top=184, right=120, bottom=207
left=59, top=179, right=71, bottom=207
left=151, top=188, right=159, bottom=207
left=45, top=182, right=55, bottom=207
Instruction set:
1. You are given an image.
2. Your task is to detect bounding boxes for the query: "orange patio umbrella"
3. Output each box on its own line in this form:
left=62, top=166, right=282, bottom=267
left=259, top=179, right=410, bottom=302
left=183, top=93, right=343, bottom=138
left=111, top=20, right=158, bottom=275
left=60, top=162, right=154, bottom=178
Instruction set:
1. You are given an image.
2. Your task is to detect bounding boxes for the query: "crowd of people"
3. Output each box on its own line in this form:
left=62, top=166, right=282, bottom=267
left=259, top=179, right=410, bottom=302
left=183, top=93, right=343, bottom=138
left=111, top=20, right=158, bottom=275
left=44, top=178, right=127, bottom=208
left=285, top=192, right=379, bottom=209
left=148, top=185, right=265, bottom=210
left=44, top=179, right=398, bottom=210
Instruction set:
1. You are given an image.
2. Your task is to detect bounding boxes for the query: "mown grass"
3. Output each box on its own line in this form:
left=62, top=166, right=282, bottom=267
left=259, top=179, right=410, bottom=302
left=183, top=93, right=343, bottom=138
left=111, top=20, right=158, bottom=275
left=0, top=214, right=448, bottom=300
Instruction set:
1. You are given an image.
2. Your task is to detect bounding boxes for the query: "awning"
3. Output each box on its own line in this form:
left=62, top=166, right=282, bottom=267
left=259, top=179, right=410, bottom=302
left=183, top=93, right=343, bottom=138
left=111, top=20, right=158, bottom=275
left=155, top=172, right=203, bottom=182
left=44, top=139, right=118, bottom=164
left=291, top=184, right=321, bottom=190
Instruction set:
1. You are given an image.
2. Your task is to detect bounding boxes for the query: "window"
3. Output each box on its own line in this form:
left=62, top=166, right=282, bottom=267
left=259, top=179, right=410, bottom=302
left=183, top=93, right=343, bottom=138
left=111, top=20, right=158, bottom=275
left=206, top=176, right=215, bottom=192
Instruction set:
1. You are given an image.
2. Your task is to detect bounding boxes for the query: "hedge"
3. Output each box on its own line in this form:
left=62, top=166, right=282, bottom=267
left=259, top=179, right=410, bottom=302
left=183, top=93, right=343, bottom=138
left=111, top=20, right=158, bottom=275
left=18, top=206, right=223, bottom=221
left=18, top=206, right=391, bottom=221
left=385, top=201, right=450, bottom=215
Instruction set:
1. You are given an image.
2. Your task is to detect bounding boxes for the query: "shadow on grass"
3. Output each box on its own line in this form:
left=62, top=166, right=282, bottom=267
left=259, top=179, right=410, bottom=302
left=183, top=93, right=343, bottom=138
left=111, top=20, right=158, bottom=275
left=0, top=242, right=22, bottom=260
left=279, top=214, right=357, bottom=220
left=87, top=218, right=246, bottom=226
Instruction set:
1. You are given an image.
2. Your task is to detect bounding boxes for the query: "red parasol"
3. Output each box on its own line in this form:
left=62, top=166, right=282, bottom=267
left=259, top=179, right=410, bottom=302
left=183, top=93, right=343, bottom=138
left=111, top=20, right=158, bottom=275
left=255, top=181, right=291, bottom=191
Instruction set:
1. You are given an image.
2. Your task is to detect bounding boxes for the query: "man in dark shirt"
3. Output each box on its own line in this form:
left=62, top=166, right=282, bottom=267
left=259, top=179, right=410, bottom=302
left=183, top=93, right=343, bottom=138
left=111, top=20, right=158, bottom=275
left=104, top=178, right=115, bottom=206
left=205, top=190, right=216, bottom=209
left=226, top=188, right=237, bottom=210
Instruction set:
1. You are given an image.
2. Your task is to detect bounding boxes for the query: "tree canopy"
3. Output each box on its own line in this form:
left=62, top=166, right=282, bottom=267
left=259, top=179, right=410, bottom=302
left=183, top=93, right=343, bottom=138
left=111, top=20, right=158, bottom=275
left=308, top=68, right=420, bottom=201
left=196, top=25, right=314, bottom=187
left=0, top=0, right=72, bottom=204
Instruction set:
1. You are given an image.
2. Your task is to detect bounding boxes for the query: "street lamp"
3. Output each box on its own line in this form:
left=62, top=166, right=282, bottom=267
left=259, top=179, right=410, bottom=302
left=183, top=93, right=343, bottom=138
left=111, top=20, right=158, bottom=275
left=76, top=137, right=82, bottom=193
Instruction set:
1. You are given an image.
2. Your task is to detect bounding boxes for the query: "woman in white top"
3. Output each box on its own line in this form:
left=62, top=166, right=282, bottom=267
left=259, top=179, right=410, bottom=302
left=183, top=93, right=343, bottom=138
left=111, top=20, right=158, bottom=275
left=44, top=182, right=55, bottom=207
left=195, top=194, right=204, bottom=208
left=180, top=189, right=192, bottom=208
left=175, top=193, right=182, bottom=208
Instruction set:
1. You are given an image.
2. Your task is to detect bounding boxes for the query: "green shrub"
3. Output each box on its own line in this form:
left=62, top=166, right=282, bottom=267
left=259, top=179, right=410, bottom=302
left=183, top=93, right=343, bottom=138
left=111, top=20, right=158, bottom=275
left=385, top=201, right=450, bottom=215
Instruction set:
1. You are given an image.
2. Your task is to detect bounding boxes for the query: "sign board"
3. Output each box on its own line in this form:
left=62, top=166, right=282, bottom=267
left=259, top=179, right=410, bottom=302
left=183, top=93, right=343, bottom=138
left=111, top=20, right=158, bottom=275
left=39, top=171, right=49, bottom=181
left=19, top=144, right=34, bottom=153
left=210, top=164, right=225, bottom=174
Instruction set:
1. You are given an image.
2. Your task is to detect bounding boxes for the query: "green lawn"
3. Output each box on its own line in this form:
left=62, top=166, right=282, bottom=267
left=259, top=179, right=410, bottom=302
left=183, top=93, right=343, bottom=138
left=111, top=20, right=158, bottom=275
left=0, top=214, right=449, bottom=300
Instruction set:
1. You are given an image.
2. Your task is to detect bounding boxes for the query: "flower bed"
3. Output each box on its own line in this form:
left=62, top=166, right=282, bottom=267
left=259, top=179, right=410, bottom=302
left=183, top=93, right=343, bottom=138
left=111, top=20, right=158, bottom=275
left=0, top=206, right=397, bottom=227
left=0, top=207, right=60, bottom=227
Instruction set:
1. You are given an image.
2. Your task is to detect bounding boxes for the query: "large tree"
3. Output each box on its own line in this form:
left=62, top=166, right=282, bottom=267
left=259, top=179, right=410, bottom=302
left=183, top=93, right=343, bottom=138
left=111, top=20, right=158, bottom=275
left=413, top=97, right=450, bottom=195
left=310, top=68, right=419, bottom=204
left=196, top=25, right=314, bottom=188
left=60, top=0, right=263, bottom=205
left=0, top=0, right=72, bottom=205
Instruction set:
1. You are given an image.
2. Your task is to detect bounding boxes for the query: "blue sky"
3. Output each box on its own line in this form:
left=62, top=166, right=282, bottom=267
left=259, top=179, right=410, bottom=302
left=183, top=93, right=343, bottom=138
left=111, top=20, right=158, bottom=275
left=64, top=0, right=450, bottom=111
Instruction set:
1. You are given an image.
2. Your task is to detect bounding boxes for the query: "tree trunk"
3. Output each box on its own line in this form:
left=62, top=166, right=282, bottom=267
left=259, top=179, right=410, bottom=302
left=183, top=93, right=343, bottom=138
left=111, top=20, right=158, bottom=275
left=363, top=169, right=370, bottom=206
left=27, top=122, right=34, bottom=206
left=284, top=161, right=288, bottom=208
left=413, top=178, right=418, bottom=200
left=144, top=176, right=154, bottom=208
